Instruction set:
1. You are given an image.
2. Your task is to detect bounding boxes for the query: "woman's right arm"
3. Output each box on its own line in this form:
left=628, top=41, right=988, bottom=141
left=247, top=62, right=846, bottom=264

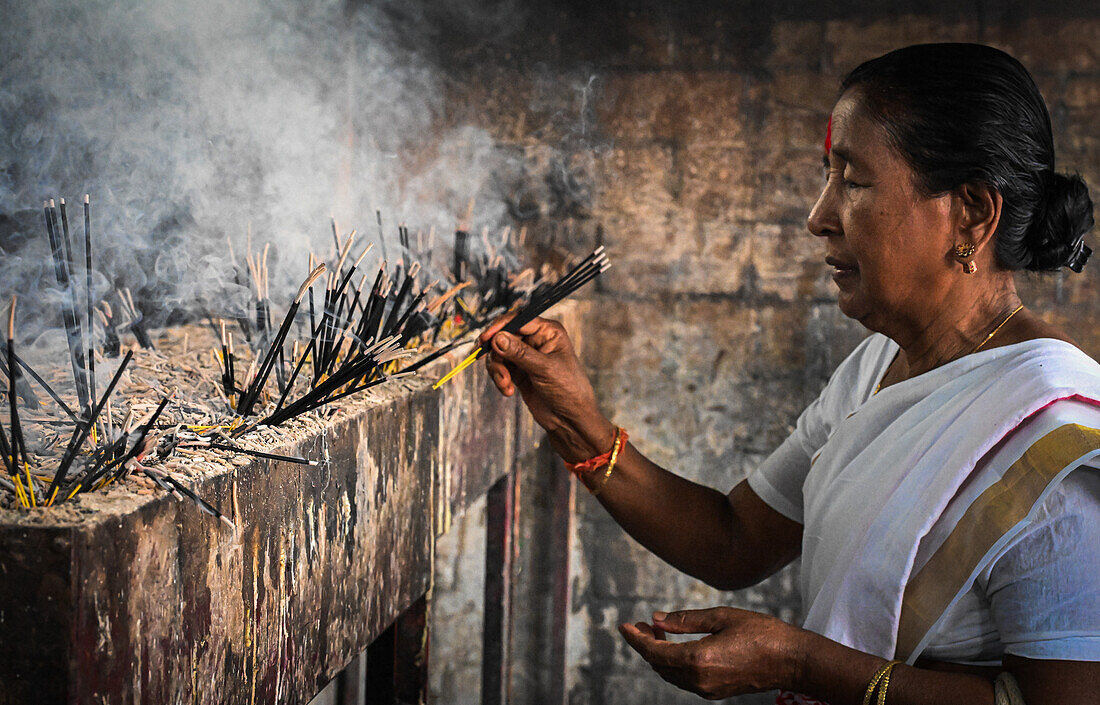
left=479, top=316, right=802, bottom=590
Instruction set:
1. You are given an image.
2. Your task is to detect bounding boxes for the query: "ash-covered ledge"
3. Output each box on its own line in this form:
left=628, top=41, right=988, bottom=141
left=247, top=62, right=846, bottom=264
left=0, top=349, right=537, bottom=705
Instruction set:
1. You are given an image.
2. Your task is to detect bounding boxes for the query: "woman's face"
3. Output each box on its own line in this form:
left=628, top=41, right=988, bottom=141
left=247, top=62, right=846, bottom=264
left=807, top=91, right=956, bottom=334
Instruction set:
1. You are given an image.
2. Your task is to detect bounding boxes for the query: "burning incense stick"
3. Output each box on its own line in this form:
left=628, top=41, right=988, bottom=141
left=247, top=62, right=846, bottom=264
left=83, top=195, right=99, bottom=430
left=219, top=321, right=235, bottom=400
left=60, top=198, right=94, bottom=405
left=376, top=210, right=387, bottom=261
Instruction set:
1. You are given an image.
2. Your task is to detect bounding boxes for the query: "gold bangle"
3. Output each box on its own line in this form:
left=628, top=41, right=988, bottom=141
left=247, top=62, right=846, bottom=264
left=589, top=427, right=625, bottom=496
left=862, top=660, right=902, bottom=705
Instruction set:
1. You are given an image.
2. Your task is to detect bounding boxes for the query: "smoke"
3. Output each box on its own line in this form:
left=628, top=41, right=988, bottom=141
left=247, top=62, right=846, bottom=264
left=0, top=0, right=529, bottom=337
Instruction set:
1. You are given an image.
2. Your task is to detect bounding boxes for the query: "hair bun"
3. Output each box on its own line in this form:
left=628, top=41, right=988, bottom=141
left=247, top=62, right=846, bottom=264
left=1025, top=172, right=1094, bottom=272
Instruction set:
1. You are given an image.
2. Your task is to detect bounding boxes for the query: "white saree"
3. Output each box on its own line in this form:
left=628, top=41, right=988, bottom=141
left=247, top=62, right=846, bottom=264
left=749, top=334, right=1100, bottom=665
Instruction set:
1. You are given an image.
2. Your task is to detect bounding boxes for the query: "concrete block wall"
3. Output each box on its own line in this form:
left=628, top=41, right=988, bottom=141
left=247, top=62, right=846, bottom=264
left=426, top=4, right=1100, bottom=703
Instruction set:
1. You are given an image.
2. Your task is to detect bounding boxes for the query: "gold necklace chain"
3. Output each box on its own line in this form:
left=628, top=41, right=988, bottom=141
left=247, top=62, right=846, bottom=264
left=971, top=304, right=1025, bottom=354
left=874, top=304, right=1025, bottom=395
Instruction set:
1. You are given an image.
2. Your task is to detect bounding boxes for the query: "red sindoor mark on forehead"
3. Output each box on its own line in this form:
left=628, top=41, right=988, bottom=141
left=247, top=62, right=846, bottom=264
left=824, top=115, right=832, bottom=154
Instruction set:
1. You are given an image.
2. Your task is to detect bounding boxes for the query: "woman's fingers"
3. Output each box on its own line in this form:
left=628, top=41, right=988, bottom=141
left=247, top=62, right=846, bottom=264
left=618, top=622, right=680, bottom=668
left=633, top=621, right=667, bottom=641
left=479, top=315, right=568, bottom=355
left=652, top=607, right=735, bottom=635
left=477, top=313, right=516, bottom=347
left=620, top=621, right=718, bottom=696
left=486, top=360, right=513, bottom=396
left=487, top=331, right=554, bottom=377
left=514, top=316, right=564, bottom=345
left=486, top=347, right=533, bottom=397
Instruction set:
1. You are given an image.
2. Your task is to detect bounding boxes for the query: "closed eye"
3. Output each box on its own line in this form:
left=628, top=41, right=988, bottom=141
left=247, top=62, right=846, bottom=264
left=821, top=156, right=866, bottom=188
left=842, top=167, right=868, bottom=189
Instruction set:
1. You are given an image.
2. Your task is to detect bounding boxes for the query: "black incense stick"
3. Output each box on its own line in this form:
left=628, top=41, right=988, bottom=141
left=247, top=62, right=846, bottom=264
left=6, top=349, right=78, bottom=422
left=208, top=442, right=318, bottom=466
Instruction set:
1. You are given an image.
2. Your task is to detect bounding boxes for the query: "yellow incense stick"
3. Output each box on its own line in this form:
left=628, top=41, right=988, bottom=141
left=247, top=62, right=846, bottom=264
left=188, top=424, right=231, bottom=432
left=47, top=485, right=59, bottom=507
left=66, top=483, right=82, bottom=501
left=24, top=463, right=35, bottom=506
left=13, top=474, right=28, bottom=508
left=432, top=346, right=483, bottom=389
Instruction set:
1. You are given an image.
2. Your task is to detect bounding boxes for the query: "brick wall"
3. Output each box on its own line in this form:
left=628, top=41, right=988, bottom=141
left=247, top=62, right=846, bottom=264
left=429, top=4, right=1100, bottom=703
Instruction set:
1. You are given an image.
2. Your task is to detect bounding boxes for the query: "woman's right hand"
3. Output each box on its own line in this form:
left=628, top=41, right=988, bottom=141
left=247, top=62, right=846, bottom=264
left=479, top=316, right=617, bottom=463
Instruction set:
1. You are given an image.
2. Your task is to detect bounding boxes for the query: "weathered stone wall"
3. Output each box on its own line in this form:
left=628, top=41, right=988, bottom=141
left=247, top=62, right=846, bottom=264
left=427, top=303, right=588, bottom=705
left=426, top=4, right=1100, bottom=703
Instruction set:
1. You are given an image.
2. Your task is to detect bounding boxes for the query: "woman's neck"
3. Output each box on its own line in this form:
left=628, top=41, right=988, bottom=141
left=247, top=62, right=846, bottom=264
left=885, top=276, right=1023, bottom=379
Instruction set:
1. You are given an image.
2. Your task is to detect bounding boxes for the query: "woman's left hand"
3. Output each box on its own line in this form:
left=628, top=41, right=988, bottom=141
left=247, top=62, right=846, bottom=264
left=618, top=606, right=806, bottom=700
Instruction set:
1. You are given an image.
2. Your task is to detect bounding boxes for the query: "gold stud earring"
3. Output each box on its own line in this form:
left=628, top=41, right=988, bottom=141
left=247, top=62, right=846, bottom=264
left=954, top=243, right=977, bottom=274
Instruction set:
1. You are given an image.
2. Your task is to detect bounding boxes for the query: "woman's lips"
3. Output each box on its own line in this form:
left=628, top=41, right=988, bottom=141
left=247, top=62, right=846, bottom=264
left=825, top=256, right=859, bottom=283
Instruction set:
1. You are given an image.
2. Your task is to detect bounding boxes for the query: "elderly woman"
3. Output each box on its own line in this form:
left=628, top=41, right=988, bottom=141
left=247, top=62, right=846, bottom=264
left=480, top=43, right=1098, bottom=704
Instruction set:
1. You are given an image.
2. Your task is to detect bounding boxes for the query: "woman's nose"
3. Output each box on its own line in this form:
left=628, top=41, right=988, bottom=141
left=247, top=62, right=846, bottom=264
left=807, top=184, right=839, bottom=238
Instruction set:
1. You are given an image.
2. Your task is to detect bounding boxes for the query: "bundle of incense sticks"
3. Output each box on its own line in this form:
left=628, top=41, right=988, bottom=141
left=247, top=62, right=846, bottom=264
left=215, top=215, right=539, bottom=429
left=212, top=223, right=417, bottom=426
left=92, top=296, right=154, bottom=357
left=232, top=262, right=327, bottom=418
left=406, top=225, right=523, bottom=346
left=0, top=291, right=145, bottom=506
left=0, top=324, right=229, bottom=518
left=433, top=246, right=609, bottom=388
left=42, top=198, right=93, bottom=412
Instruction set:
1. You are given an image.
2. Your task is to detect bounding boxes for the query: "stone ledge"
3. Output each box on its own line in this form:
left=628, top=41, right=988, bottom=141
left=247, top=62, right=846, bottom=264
left=0, top=346, right=535, bottom=705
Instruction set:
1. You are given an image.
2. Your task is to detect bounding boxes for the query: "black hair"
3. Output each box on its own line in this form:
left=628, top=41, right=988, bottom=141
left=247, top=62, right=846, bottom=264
left=841, top=43, right=1093, bottom=273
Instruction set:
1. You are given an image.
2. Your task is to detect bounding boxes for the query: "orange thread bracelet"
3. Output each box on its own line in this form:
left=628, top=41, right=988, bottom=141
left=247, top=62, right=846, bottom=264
left=566, top=428, right=628, bottom=495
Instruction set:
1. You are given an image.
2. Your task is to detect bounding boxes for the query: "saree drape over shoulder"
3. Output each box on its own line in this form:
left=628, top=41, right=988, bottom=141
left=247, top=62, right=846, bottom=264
left=749, top=335, right=1100, bottom=664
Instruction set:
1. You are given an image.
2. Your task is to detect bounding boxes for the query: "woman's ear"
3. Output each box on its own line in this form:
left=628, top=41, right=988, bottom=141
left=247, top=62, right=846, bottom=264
left=954, top=182, right=1003, bottom=252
